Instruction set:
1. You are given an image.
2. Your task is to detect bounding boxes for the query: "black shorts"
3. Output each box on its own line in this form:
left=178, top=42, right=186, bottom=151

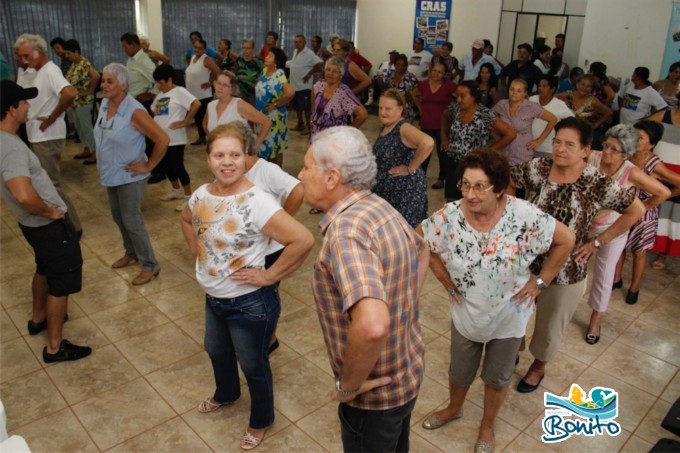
left=292, top=89, right=312, bottom=111
left=20, top=218, right=83, bottom=297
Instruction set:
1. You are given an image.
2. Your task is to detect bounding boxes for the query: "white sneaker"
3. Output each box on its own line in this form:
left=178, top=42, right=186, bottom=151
left=160, top=189, right=183, bottom=201
left=175, top=198, right=189, bottom=212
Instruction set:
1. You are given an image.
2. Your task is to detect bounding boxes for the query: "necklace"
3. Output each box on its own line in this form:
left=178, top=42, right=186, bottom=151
left=475, top=198, right=503, bottom=251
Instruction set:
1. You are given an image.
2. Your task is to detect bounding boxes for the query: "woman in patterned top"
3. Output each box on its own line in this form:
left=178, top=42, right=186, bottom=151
left=378, top=54, right=419, bottom=122
left=63, top=39, right=99, bottom=164
left=255, top=47, right=294, bottom=167
left=441, top=80, right=516, bottom=201
left=418, top=148, right=574, bottom=452
left=181, top=122, right=313, bottom=450
left=510, top=117, right=645, bottom=394
left=614, top=120, right=680, bottom=304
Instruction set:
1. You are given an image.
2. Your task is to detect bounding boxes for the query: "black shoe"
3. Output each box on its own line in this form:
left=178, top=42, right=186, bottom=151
left=268, top=339, right=280, bottom=354
left=625, top=290, right=639, bottom=305
left=190, top=138, right=206, bottom=146
left=517, top=374, right=544, bottom=393
left=612, top=280, right=623, bottom=289
left=147, top=173, right=166, bottom=184
left=28, top=313, right=69, bottom=335
left=43, top=339, right=92, bottom=363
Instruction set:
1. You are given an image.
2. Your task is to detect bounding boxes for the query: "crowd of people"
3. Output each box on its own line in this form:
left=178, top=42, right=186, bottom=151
left=1, top=27, right=679, bottom=453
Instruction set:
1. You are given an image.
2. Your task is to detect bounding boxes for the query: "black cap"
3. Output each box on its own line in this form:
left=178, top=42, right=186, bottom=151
left=1, top=80, right=38, bottom=117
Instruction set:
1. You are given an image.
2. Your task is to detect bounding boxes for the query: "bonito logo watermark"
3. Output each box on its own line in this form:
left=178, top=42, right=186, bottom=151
left=542, top=384, right=622, bottom=443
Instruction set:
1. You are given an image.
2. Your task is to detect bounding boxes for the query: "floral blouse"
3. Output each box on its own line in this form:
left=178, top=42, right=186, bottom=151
left=421, top=196, right=555, bottom=342
left=511, top=157, right=636, bottom=285
left=66, top=57, right=95, bottom=108
left=446, top=103, right=495, bottom=160
left=382, top=71, right=419, bottom=121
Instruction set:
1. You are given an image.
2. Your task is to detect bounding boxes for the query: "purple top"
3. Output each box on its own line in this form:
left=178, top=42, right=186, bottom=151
left=311, top=80, right=361, bottom=141
left=493, top=99, right=545, bottom=165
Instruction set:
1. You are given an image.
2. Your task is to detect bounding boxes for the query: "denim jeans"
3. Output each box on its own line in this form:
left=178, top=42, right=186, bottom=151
left=338, top=397, right=417, bottom=452
left=204, top=285, right=281, bottom=429
left=106, top=179, right=159, bottom=271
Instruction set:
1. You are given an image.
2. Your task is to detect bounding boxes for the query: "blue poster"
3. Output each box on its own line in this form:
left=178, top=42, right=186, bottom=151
left=660, top=2, right=680, bottom=79
left=413, top=0, right=452, bottom=53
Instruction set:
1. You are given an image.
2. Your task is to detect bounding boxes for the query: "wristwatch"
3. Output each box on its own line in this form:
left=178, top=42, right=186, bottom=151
left=536, top=276, right=548, bottom=291
left=335, top=378, right=359, bottom=396
left=593, top=239, right=602, bottom=250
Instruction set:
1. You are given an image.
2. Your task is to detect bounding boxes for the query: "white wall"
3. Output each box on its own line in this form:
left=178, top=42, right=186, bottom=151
left=140, top=0, right=164, bottom=52
left=578, top=0, right=674, bottom=80
left=355, top=0, right=502, bottom=75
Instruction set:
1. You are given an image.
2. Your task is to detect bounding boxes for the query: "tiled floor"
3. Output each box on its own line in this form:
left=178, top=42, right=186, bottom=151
left=1, top=114, right=679, bottom=452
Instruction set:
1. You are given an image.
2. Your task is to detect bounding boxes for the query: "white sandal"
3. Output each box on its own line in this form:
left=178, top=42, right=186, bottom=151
left=240, top=431, right=264, bottom=450
left=197, top=397, right=233, bottom=413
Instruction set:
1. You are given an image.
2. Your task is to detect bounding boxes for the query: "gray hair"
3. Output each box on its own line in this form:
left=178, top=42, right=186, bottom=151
left=14, top=33, right=47, bottom=54
left=311, top=126, right=376, bottom=190
left=325, top=56, right=346, bottom=76
left=138, top=34, right=149, bottom=44
left=604, top=124, right=639, bottom=157
left=102, top=63, right=130, bottom=90
left=231, top=121, right=256, bottom=155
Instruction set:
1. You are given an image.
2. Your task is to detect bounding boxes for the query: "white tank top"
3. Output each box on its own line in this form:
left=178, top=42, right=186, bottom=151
left=206, top=97, right=248, bottom=132
left=185, top=54, right=213, bottom=99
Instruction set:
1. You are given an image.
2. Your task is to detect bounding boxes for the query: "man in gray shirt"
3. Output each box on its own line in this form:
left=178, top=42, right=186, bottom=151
left=0, top=80, right=91, bottom=363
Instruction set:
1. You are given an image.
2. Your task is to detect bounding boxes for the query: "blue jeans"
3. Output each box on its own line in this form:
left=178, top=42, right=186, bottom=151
left=106, top=179, right=158, bottom=271
left=204, top=285, right=281, bottom=429
left=339, top=397, right=417, bottom=452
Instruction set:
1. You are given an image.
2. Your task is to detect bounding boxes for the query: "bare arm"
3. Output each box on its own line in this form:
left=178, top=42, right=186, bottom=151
left=411, top=85, right=423, bottom=113
left=237, top=100, right=273, bottom=151
left=4, top=177, right=65, bottom=220
left=230, top=210, right=314, bottom=286
left=203, top=57, right=221, bottom=87
left=128, top=109, right=169, bottom=175
left=602, top=85, right=616, bottom=106
left=490, top=117, right=517, bottom=150
left=651, top=162, right=680, bottom=198
left=441, top=107, right=452, bottom=151
left=528, top=109, right=558, bottom=151
left=591, top=98, right=613, bottom=129
left=171, top=99, right=201, bottom=130
left=512, top=220, right=575, bottom=305
left=351, top=104, right=368, bottom=129
left=38, top=85, right=77, bottom=132
left=389, top=122, right=433, bottom=175
left=489, top=86, right=500, bottom=106
left=180, top=205, right=198, bottom=257
left=281, top=183, right=304, bottom=215
left=82, top=68, right=100, bottom=96
left=348, top=61, right=371, bottom=94
left=152, top=50, right=171, bottom=65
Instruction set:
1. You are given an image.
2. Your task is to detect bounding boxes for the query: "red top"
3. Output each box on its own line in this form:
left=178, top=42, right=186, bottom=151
left=417, top=79, right=457, bottom=130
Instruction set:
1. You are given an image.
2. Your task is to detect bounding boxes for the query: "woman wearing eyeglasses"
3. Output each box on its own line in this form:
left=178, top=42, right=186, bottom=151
left=94, top=63, right=169, bottom=285
left=585, top=124, right=669, bottom=343
left=510, top=117, right=644, bottom=395
left=417, top=148, right=574, bottom=452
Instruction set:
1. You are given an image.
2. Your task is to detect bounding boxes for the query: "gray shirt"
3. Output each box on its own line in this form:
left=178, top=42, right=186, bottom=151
left=0, top=131, right=66, bottom=227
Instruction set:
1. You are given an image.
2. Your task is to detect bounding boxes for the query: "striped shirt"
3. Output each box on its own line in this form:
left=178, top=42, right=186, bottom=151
left=312, top=190, right=426, bottom=410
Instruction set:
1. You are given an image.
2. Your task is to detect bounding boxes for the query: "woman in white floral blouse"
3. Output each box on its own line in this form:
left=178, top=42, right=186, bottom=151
left=418, top=148, right=574, bottom=453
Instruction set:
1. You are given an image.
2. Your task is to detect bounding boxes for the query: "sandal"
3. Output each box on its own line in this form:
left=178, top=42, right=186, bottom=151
left=241, top=430, right=264, bottom=450
left=309, top=208, right=322, bottom=214
left=73, top=151, right=93, bottom=159
left=421, top=411, right=462, bottom=429
left=651, top=260, right=665, bottom=270
left=197, top=397, right=234, bottom=413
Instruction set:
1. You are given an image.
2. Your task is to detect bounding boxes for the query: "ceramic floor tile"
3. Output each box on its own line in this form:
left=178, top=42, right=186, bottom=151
left=638, top=300, right=680, bottom=340
left=409, top=431, right=444, bottom=453
left=182, top=395, right=291, bottom=452
left=422, top=335, right=453, bottom=387
left=302, top=346, right=335, bottom=377
left=417, top=292, right=452, bottom=334
left=275, top=307, right=326, bottom=355
left=115, top=322, right=202, bottom=375
left=620, top=434, right=654, bottom=452
left=60, top=315, right=111, bottom=350
left=0, top=276, right=32, bottom=308
left=174, top=310, right=206, bottom=344
left=409, top=376, right=449, bottom=428
left=125, top=260, right=192, bottom=296
left=503, top=432, right=557, bottom=452
left=617, top=318, right=680, bottom=366
left=634, top=398, right=680, bottom=444
left=296, top=401, right=342, bottom=452
left=0, top=337, right=41, bottom=384
left=45, top=343, right=140, bottom=405
left=412, top=399, right=519, bottom=453
left=12, top=408, right=98, bottom=452
left=278, top=270, right=316, bottom=306
left=145, top=351, right=215, bottom=414
left=661, top=370, right=680, bottom=404
left=273, top=356, right=334, bottom=422
left=89, top=297, right=169, bottom=342
left=0, top=309, right=20, bottom=343
left=0, top=369, right=67, bottom=431
left=145, top=280, right=205, bottom=320
left=70, top=275, right=143, bottom=314
left=591, top=342, right=677, bottom=396
left=255, top=424, right=324, bottom=452
left=108, top=416, right=212, bottom=452
left=73, top=378, right=176, bottom=450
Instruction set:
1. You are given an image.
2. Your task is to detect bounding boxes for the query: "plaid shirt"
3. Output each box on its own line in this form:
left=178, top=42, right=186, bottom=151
left=312, top=190, right=426, bottom=410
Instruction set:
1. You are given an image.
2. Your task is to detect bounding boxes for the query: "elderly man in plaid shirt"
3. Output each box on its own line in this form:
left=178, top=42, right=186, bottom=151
left=298, top=126, right=429, bottom=452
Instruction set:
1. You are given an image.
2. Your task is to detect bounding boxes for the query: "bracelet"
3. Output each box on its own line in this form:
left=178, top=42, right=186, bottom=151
left=407, top=165, right=416, bottom=176
left=335, top=377, right=359, bottom=396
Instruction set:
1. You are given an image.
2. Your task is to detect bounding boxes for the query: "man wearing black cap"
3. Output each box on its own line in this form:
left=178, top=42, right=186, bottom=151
left=0, top=80, right=91, bottom=363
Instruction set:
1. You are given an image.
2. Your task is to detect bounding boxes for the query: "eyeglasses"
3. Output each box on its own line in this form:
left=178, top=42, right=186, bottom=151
left=602, top=141, right=624, bottom=154
left=457, top=180, right=495, bottom=194
left=552, top=138, right=579, bottom=151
